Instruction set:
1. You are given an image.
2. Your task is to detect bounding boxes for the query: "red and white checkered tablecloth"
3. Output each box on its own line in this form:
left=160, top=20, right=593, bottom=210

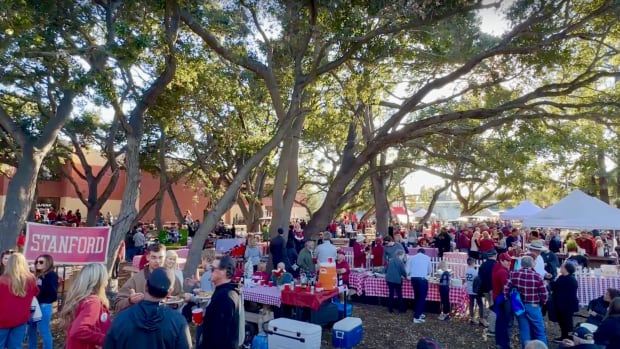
left=576, top=275, right=620, bottom=306
left=242, top=285, right=281, bottom=307
left=349, top=271, right=370, bottom=294
left=363, top=276, right=469, bottom=314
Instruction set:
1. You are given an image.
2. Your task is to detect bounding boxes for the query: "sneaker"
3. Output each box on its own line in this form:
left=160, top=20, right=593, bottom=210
left=487, top=332, right=495, bottom=337
left=420, top=314, right=426, bottom=319
left=413, top=318, right=426, bottom=324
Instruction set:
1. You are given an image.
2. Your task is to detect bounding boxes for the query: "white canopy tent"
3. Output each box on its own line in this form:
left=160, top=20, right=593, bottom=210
left=523, top=189, right=620, bottom=230
left=412, top=208, right=437, bottom=219
left=500, top=200, right=542, bottom=221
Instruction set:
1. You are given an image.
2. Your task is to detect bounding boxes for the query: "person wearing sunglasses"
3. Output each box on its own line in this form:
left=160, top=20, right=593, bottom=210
left=27, top=254, right=58, bottom=349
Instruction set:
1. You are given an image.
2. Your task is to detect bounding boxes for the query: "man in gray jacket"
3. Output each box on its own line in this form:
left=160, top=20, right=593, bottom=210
left=385, top=249, right=407, bottom=313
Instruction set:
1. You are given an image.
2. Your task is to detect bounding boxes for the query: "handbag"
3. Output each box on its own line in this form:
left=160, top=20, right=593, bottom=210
left=29, top=297, right=42, bottom=323
left=509, top=288, right=525, bottom=316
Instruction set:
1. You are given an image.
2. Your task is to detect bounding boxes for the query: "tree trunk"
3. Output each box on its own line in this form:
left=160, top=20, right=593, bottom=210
left=419, top=182, right=451, bottom=225
left=598, top=149, right=609, bottom=203
left=401, top=188, right=410, bottom=226
left=85, top=166, right=120, bottom=226
left=107, top=134, right=141, bottom=268
left=269, top=112, right=304, bottom=239
left=167, top=185, right=185, bottom=224
left=304, top=156, right=368, bottom=238
left=86, top=208, right=99, bottom=227
left=370, top=154, right=390, bottom=236
left=183, top=111, right=296, bottom=279
left=155, top=190, right=164, bottom=230
left=0, top=147, right=44, bottom=250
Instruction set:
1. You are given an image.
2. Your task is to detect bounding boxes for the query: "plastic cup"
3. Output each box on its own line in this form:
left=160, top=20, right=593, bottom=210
left=312, top=257, right=318, bottom=264
left=192, top=308, right=203, bottom=325
left=268, top=281, right=274, bottom=287
left=295, top=284, right=301, bottom=292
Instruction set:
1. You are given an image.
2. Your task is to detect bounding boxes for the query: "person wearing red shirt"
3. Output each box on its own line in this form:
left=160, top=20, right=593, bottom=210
left=16, top=232, right=26, bottom=253
left=60, top=264, right=111, bottom=349
left=576, top=231, right=595, bottom=255
left=47, top=209, right=57, bottom=223
left=336, top=251, right=350, bottom=286
left=371, top=240, right=384, bottom=267
left=352, top=235, right=367, bottom=268
left=479, top=231, right=496, bottom=256
left=0, top=253, right=39, bottom=349
left=493, top=253, right=513, bottom=349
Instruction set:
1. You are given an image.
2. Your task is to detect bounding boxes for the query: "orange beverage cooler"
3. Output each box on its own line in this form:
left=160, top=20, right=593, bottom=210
left=318, top=258, right=337, bottom=290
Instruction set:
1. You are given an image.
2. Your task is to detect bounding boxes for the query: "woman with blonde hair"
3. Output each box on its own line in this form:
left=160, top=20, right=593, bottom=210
left=60, top=263, right=111, bottom=349
left=244, top=236, right=262, bottom=272
left=0, top=253, right=39, bottom=349
left=165, top=250, right=184, bottom=286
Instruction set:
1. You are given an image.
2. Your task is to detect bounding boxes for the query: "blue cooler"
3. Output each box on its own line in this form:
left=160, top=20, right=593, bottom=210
left=335, top=302, right=353, bottom=318
left=332, top=317, right=363, bottom=348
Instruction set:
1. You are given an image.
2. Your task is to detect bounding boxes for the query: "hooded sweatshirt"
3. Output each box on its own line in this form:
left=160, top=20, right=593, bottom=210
left=103, top=300, right=190, bottom=349
left=200, top=281, right=241, bottom=349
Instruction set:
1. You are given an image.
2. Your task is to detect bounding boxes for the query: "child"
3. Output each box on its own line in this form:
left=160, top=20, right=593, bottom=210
left=465, top=257, right=484, bottom=325
left=438, top=261, right=451, bottom=321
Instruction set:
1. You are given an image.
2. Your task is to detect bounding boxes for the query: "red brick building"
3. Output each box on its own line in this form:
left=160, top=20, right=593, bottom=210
left=0, top=150, right=308, bottom=226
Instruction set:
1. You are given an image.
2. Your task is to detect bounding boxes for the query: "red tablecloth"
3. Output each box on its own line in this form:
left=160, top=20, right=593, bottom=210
left=281, top=288, right=339, bottom=311
left=576, top=275, right=620, bottom=306
left=363, top=277, right=469, bottom=314
left=243, top=286, right=282, bottom=307
left=349, top=271, right=370, bottom=294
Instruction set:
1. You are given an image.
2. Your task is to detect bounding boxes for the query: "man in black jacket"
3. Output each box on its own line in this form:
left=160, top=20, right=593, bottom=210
left=478, top=249, right=497, bottom=334
left=201, top=256, right=241, bottom=349
left=270, top=228, right=287, bottom=268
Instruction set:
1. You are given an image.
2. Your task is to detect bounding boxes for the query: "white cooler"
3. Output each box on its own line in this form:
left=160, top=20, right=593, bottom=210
left=267, top=318, right=322, bottom=349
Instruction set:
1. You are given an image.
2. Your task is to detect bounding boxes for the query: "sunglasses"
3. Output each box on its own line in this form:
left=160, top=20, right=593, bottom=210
left=36, top=260, right=45, bottom=265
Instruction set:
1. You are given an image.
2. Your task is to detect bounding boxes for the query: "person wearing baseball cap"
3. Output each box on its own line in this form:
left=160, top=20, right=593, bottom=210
left=104, top=268, right=191, bottom=349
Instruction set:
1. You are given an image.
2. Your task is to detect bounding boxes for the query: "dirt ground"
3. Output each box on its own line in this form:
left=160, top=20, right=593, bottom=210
left=44, top=265, right=570, bottom=349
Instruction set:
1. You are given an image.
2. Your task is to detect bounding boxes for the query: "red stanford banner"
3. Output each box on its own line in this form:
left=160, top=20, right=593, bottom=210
left=25, top=223, right=111, bottom=264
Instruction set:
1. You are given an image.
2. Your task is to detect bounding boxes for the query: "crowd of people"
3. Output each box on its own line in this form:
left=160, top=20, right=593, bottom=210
left=3, top=216, right=620, bottom=349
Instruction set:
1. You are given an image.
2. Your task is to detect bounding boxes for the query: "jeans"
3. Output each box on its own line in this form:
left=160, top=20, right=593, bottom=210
left=411, top=277, right=428, bottom=319
left=516, top=303, right=547, bottom=349
left=0, top=323, right=27, bottom=349
left=387, top=281, right=403, bottom=312
left=439, top=285, right=450, bottom=314
left=469, top=294, right=483, bottom=319
left=495, top=298, right=513, bottom=349
left=28, top=303, right=53, bottom=349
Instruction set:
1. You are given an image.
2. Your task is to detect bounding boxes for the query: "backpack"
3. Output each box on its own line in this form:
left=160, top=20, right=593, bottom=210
left=472, top=275, right=482, bottom=295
